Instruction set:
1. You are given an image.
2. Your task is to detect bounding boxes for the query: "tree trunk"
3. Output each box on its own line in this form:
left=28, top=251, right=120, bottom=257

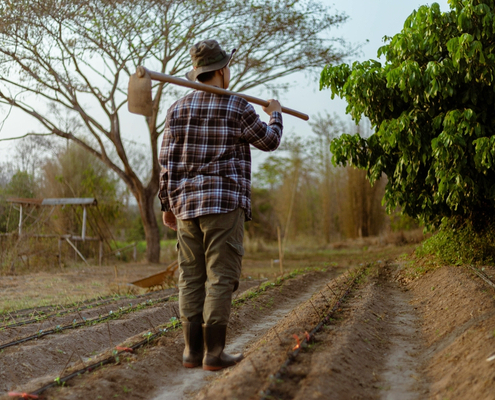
left=137, top=188, right=161, bottom=264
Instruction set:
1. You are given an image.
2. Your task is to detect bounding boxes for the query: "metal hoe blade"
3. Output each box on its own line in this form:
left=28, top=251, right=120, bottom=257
left=127, top=67, right=153, bottom=117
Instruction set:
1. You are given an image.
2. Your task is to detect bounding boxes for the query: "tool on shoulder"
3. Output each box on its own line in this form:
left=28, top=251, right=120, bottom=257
left=127, top=66, right=309, bottom=121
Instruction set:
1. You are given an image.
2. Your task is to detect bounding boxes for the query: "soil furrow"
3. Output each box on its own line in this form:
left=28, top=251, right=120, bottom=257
left=1, top=268, right=340, bottom=400
left=0, top=295, right=176, bottom=347
left=3, top=262, right=495, bottom=400
left=196, top=269, right=354, bottom=400
left=0, top=303, right=178, bottom=394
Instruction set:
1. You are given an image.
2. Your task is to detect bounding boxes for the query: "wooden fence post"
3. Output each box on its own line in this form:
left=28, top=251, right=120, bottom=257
left=277, top=226, right=284, bottom=275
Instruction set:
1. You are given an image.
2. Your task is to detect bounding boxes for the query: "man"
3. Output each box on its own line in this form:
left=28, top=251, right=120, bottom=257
left=158, top=39, right=283, bottom=371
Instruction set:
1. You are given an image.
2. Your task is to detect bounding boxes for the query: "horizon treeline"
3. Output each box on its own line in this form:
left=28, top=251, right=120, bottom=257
left=0, top=115, right=417, bottom=264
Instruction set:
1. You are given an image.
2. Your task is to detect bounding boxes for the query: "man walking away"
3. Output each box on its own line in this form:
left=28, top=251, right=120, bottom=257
left=158, top=39, right=283, bottom=371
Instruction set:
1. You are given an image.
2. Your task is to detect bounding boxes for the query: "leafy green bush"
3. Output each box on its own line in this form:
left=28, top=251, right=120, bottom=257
left=416, top=218, right=495, bottom=265
left=320, top=0, right=495, bottom=230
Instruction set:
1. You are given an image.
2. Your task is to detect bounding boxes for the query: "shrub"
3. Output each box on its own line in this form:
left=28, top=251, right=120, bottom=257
left=416, top=218, right=495, bottom=265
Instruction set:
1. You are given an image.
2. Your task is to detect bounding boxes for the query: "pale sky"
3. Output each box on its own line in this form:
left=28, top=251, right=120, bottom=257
left=278, top=0, right=451, bottom=132
left=0, top=0, right=451, bottom=168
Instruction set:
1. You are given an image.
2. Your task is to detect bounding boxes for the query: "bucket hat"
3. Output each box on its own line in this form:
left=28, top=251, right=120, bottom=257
left=185, top=40, right=235, bottom=81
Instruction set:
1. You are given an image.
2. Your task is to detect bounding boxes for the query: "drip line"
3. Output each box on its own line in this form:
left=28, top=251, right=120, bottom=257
left=0, top=295, right=175, bottom=350
left=260, top=267, right=366, bottom=399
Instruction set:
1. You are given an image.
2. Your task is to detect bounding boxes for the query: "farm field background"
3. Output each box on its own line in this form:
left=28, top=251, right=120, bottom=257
left=1, top=236, right=495, bottom=399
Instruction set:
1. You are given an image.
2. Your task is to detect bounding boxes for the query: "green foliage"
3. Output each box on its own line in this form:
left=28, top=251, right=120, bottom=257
left=251, top=116, right=388, bottom=242
left=3, top=171, right=37, bottom=198
left=389, top=211, right=419, bottom=232
left=320, top=0, right=495, bottom=229
left=416, top=218, right=495, bottom=265
left=125, top=215, right=145, bottom=242
left=247, top=187, right=278, bottom=240
left=42, top=143, right=122, bottom=232
left=0, top=171, right=37, bottom=233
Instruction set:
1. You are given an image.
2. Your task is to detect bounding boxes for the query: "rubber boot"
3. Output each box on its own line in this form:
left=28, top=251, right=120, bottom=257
left=202, top=324, right=243, bottom=371
left=182, top=322, right=203, bottom=368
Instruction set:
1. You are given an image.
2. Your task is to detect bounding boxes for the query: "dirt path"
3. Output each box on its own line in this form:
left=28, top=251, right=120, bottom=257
left=195, top=264, right=428, bottom=400
left=379, top=281, right=427, bottom=400
left=375, top=267, right=429, bottom=400
left=2, top=262, right=495, bottom=400
left=151, top=269, right=340, bottom=400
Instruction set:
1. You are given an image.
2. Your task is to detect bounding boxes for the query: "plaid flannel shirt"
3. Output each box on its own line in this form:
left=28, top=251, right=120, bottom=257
left=158, top=90, right=283, bottom=221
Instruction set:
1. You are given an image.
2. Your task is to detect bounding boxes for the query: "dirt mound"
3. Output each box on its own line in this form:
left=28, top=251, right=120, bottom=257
left=408, top=265, right=495, bottom=400
left=196, top=265, right=427, bottom=400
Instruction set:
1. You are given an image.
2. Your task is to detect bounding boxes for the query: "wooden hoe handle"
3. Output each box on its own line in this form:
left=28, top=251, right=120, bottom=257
left=137, top=67, right=309, bottom=121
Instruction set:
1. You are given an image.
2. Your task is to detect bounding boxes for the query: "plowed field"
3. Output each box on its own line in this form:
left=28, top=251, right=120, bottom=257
left=1, top=250, right=495, bottom=399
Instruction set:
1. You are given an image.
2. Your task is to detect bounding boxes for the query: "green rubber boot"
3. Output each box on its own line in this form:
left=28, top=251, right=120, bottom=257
left=202, top=324, right=243, bottom=371
left=182, top=322, right=203, bottom=368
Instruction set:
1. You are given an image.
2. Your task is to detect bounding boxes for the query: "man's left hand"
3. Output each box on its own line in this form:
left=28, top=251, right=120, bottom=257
left=163, top=211, right=177, bottom=231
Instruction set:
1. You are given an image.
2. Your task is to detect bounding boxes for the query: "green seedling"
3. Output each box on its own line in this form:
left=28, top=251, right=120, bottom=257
left=143, top=331, right=153, bottom=342
left=112, top=349, right=120, bottom=364
left=169, top=317, right=179, bottom=328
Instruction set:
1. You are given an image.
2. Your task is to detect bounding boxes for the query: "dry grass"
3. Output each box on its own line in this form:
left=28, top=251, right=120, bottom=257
left=0, top=234, right=423, bottom=313
left=0, top=262, right=166, bottom=312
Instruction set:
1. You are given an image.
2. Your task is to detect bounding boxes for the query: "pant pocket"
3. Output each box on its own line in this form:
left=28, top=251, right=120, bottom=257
left=226, top=241, right=244, bottom=292
left=227, top=241, right=244, bottom=257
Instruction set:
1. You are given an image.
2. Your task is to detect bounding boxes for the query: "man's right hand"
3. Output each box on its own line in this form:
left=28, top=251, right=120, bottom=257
left=262, top=99, right=282, bottom=116
left=162, top=211, right=177, bottom=231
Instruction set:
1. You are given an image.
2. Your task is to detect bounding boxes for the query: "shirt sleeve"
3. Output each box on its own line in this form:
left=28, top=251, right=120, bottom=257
left=158, top=168, right=171, bottom=212
left=158, top=118, right=172, bottom=212
left=240, top=102, right=283, bottom=151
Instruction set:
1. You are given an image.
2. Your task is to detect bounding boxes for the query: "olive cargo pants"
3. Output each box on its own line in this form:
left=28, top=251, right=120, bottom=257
left=177, top=208, right=244, bottom=326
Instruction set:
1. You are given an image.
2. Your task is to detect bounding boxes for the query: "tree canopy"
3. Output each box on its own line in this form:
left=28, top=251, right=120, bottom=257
left=0, top=0, right=351, bottom=262
left=320, top=0, right=495, bottom=229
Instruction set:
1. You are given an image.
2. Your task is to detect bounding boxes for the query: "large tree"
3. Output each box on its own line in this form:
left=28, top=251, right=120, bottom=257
left=0, top=0, right=351, bottom=262
left=320, top=0, right=495, bottom=229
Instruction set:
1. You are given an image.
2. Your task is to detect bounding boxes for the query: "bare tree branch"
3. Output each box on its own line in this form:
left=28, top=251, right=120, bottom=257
left=0, top=0, right=354, bottom=262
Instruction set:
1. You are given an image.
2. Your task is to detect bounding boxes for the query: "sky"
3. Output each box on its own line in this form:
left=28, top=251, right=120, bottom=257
left=0, top=0, right=451, bottom=169
left=276, top=0, right=451, bottom=131
left=251, top=0, right=451, bottom=166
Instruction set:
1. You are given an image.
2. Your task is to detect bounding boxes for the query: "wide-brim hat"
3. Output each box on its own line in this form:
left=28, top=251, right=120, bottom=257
left=185, top=39, right=235, bottom=82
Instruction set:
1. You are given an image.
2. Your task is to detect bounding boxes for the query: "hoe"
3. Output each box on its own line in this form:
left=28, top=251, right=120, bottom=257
left=127, top=66, right=309, bottom=121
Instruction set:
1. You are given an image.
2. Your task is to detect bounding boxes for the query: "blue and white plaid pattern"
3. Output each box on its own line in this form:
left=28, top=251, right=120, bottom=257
left=159, top=91, right=283, bottom=221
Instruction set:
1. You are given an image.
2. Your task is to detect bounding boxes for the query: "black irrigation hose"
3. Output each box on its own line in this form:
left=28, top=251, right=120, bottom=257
left=9, top=269, right=327, bottom=399
left=0, top=295, right=177, bottom=351
left=0, top=289, right=164, bottom=323
left=1, top=295, right=117, bottom=320
left=0, top=289, right=175, bottom=330
left=260, top=268, right=366, bottom=400
left=28, top=323, right=181, bottom=398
